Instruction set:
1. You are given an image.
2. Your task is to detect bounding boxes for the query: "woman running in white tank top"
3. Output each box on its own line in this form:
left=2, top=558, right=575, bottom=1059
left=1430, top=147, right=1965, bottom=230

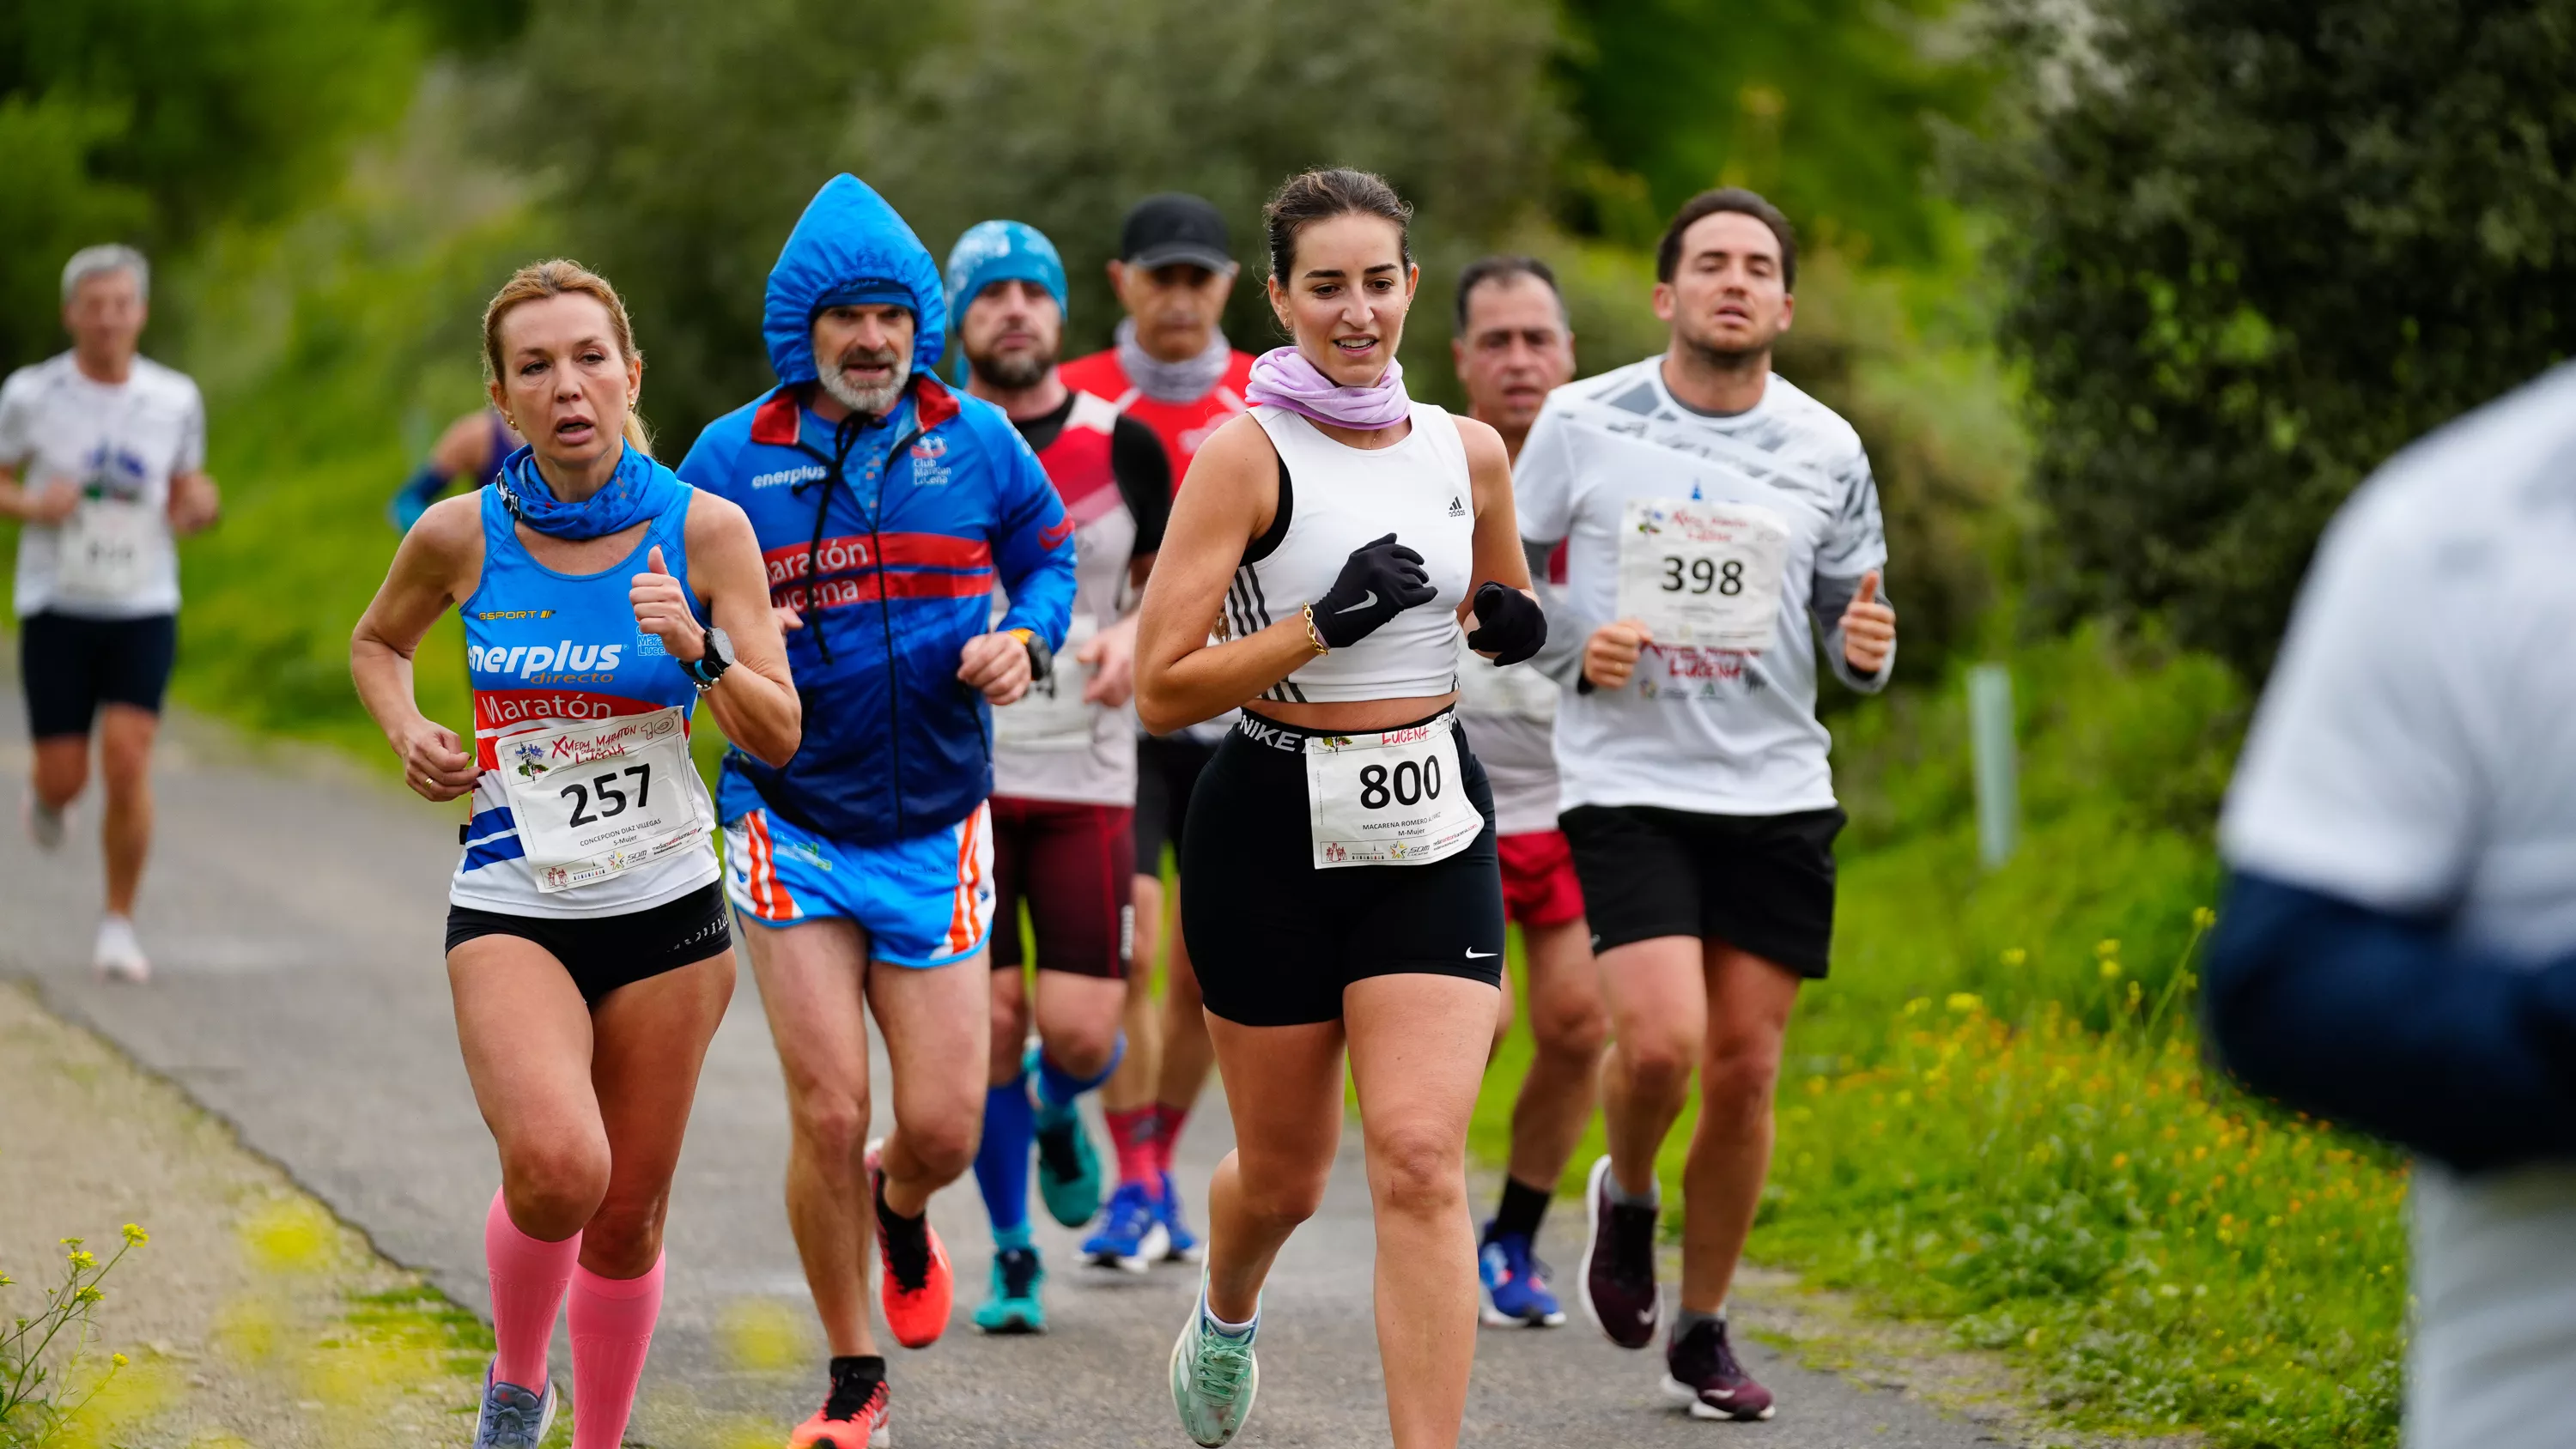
left=1135, top=169, right=1549, bottom=1449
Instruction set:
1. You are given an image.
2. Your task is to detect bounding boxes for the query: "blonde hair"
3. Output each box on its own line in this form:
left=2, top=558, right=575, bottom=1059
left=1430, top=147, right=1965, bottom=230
left=481, top=258, right=653, bottom=458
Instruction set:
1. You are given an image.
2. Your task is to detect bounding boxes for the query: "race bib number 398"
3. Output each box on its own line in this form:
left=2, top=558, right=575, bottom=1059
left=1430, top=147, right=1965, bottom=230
left=496, top=706, right=709, bottom=892
left=1614, top=497, right=1793, bottom=650
left=1303, top=716, right=1484, bottom=870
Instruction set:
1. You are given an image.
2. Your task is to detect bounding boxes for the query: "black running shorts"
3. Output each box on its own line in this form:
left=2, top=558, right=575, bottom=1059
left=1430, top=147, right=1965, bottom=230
left=1180, top=711, right=1505, bottom=1027
left=1559, top=803, right=1846, bottom=978
left=1133, top=731, right=1217, bottom=876
left=20, top=611, right=178, bottom=738
left=445, top=882, right=734, bottom=1005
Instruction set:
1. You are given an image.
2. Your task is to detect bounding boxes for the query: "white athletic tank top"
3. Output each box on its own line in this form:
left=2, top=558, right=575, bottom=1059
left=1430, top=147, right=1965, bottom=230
left=1232, top=403, right=1474, bottom=704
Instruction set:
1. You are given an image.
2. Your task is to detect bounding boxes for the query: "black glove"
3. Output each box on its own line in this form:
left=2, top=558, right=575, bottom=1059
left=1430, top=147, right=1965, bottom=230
left=1312, top=532, right=1436, bottom=649
left=1465, top=581, right=1547, bottom=665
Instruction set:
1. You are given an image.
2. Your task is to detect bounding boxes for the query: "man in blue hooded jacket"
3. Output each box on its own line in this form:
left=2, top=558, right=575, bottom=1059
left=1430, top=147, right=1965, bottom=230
left=679, top=174, right=1076, bottom=1446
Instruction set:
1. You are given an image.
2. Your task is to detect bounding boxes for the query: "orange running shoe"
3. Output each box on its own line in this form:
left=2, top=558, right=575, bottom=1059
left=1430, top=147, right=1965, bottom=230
left=866, top=1138, right=952, bottom=1349
left=786, top=1361, right=890, bottom=1447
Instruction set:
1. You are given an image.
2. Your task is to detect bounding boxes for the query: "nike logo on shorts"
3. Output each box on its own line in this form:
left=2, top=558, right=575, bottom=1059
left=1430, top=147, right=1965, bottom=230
left=1337, top=591, right=1377, bottom=613
left=1465, top=948, right=1498, bottom=959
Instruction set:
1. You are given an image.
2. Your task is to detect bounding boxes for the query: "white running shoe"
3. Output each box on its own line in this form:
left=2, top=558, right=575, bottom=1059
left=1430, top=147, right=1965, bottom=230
left=93, top=917, right=149, bottom=983
left=22, top=791, right=65, bottom=852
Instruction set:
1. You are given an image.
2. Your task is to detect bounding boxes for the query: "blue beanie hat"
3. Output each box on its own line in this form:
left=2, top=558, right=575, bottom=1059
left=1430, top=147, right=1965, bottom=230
left=944, top=221, right=1068, bottom=322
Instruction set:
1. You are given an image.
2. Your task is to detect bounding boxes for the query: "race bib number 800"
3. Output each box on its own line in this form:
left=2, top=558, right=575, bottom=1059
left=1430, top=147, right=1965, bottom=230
left=1614, top=497, right=1793, bottom=651
left=1303, top=716, right=1484, bottom=870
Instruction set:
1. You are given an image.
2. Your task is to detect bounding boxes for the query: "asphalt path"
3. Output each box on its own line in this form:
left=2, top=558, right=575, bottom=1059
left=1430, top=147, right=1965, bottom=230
left=0, top=687, right=2012, bottom=1447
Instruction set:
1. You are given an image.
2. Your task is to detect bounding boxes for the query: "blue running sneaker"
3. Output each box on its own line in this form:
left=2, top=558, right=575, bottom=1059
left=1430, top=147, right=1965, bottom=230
left=472, top=1363, right=556, bottom=1448
left=1157, top=1170, right=1202, bottom=1263
left=1084, top=1179, right=1170, bottom=1273
left=972, top=1244, right=1047, bottom=1334
left=1478, top=1223, right=1567, bottom=1326
left=1028, top=1046, right=1104, bottom=1229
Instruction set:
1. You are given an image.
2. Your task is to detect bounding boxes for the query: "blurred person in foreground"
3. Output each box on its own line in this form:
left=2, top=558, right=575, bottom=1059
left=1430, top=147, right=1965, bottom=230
left=2205, top=361, right=2576, bottom=1449
left=1446, top=255, right=1606, bottom=1329
left=1060, top=192, right=1258, bottom=1271
left=0, top=244, right=221, bottom=981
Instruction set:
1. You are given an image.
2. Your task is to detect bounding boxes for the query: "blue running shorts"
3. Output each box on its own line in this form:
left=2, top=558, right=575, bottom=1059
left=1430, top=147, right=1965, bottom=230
left=724, top=803, right=996, bottom=968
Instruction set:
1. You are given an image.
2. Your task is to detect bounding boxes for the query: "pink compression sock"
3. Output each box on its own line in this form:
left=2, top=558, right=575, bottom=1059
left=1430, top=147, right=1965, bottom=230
left=484, top=1188, right=580, bottom=1391
left=1106, top=1105, right=1162, bottom=1191
left=568, top=1253, right=664, bottom=1449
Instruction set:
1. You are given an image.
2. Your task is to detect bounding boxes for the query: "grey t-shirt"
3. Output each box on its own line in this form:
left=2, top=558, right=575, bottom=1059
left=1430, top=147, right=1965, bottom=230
left=1516, top=357, right=1891, bottom=816
left=2221, top=362, right=2576, bottom=1449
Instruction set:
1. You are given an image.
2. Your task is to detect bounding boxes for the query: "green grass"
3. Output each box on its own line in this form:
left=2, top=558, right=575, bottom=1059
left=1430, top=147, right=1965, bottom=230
left=1467, top=627, right=2408, bottom=1449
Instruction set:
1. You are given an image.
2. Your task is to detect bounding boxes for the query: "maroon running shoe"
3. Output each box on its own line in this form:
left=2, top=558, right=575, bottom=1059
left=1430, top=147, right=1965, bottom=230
left=1662, top=1316, right=1776, bottom=1421
left=1577, top=1155, right=1661, bottom=1349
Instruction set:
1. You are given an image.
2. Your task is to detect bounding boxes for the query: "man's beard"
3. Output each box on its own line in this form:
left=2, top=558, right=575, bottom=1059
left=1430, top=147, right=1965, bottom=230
left=968, top=344, right=1054, bottom=391
left=1674, top=316, right=1777, bottom=374
left=814, top=344, right=911, bottom=416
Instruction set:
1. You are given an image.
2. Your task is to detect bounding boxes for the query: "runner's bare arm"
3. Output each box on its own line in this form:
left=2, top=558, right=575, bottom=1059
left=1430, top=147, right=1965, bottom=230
left=351, top=494, right=488, bottom=802
left=1454, top=416, right=1536, bottom=647
left=1133, top=414, right=1318, bottom=734
left=1079, top=549, right=1157, bottom=707
left=668, top=491, right=800, bottom=767
left=0, top=463, right=79, bottom=523
left=167, top=468, right=221, bottom=534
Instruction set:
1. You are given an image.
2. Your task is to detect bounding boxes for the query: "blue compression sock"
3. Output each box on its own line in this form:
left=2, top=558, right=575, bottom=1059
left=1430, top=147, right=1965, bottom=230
left=974, top=1075, right=1035, bottom=1238
left=1032, top=1033, right=1124, bottom=1112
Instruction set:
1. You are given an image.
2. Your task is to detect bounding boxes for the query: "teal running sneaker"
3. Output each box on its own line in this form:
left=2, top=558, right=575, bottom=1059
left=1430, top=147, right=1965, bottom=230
left=971, top=1244, right=1048, bottom=1335
left=1169, top=1279, right=1260, bottom=1447
left=1028, top=1046, right=1103, bottom=1228
left=472, top=1363, right=556, bottom=1448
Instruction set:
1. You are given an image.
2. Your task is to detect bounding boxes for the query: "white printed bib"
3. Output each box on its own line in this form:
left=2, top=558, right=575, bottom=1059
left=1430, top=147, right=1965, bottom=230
left=495, top=707, right=711, bottom=893
left=1303, top=715, right=1483, bottom=869
left=1614, top=497, right=1792, bottom=650
left=993, top=615, right=1097, bottom=752
left=55, top=498, right=160, bottom=603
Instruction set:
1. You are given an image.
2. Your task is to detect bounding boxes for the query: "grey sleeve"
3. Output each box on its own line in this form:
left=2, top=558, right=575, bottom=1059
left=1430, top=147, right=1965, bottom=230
left=1522, top=537, right=1592, bottom=689
left=1810, top=571, right=1893, bottom=694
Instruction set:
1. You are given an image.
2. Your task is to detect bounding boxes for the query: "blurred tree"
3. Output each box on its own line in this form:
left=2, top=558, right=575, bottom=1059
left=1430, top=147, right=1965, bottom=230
left=500, top=0, right=1563, bottom=442
left=0, top=0, right=429, bottom=371
left=1972, top=0, right=2576, bottom=679
left=1557, top=0, right=1986, bottom=264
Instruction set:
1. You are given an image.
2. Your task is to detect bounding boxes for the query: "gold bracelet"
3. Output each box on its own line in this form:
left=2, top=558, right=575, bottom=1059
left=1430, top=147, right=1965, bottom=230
left=1301, top=603, right=1330, bottom=655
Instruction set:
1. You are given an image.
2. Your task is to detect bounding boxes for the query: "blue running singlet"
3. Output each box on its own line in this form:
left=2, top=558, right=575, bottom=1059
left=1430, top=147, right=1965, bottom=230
left=451, top=483, right=717, bottom=918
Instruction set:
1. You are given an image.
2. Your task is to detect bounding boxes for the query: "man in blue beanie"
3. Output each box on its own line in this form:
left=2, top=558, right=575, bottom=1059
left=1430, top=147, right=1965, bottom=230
left=942, top=221, right=1178, bottom=1334
left=677, top=179, right=1078, bottom=1447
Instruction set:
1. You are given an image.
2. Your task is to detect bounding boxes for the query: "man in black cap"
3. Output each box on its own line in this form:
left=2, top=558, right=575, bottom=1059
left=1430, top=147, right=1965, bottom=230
left=1059, top=191, right=1257, bottom=1275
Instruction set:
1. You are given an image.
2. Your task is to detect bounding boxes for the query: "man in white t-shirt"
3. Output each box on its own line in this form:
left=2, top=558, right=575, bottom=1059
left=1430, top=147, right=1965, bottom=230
left=2206, top=362, right=2576, bottom=1449
left=1447, top=254, right=1607, bottom=1330
left=0, top=246, right=220, bottom=981
left=1515, top=189, right=1897, bottom=1421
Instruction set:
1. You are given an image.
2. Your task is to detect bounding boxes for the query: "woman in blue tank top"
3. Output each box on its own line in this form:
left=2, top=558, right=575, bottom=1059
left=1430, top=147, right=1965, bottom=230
left=351, top=261, right=799, bottom=1449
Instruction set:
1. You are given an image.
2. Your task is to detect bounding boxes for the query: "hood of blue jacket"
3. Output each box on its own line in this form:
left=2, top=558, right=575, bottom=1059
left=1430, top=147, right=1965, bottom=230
left=762, top=174, right=947, bottom=386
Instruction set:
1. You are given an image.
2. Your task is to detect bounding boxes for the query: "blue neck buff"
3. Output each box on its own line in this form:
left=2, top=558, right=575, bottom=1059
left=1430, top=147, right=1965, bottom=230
left=493, top=441, right=680, bottom=541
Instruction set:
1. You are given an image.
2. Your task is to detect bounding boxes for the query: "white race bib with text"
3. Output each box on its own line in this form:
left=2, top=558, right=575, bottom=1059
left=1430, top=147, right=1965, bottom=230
left=1303, top=715, right=1483, bottom=870
left=1614, top=497, right=1792, bottom=650
left=56, top=497, right=160, bottom=603
left=496, top=707, right=710, bottom=893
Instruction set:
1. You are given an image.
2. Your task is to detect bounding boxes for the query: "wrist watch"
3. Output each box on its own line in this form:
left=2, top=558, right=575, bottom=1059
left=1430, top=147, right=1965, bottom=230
left=685, top=626, right=735, bottom=692
left=1009, top=627, right=1052, bottom=683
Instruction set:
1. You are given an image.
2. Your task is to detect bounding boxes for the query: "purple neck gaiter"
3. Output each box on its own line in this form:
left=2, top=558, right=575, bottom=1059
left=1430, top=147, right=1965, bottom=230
left=1244, top=347, right=1412, bottom=430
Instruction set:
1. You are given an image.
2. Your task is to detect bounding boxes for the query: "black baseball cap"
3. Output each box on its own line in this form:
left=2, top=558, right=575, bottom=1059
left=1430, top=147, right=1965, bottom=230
left=1121, top=193, right=1236, bottom=273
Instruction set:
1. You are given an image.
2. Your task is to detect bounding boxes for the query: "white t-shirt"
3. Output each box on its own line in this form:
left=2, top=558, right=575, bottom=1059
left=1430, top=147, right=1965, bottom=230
left=2221, top=362, right=2576, bottom=1449
left=0, top=353, right=203, bottom=620
left=1516, top=357, right=1887, bottom=816
left=1456, top=635, right=1563, bottom=836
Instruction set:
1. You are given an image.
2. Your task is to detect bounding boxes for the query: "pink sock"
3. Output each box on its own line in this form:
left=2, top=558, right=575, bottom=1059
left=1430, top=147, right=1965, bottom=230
left=484, top=1188, right=580, bottom=1391
left=1153, top=1101, right=1192, bottom=1177
left=1106, top=1106, right=1161, bottom=1191
left=568, top=1253, right=664, bottom=1449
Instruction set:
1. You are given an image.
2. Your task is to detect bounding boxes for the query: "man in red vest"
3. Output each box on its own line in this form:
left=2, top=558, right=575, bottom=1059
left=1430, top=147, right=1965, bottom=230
left=1058, top=192, right=1255, bottom=1269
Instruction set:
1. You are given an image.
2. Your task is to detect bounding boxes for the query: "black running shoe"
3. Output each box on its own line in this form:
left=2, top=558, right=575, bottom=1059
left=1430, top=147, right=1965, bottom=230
left=1663, top=1316, right=1776, bottom=1421
left=1579, top=1155, right=1661, bottom=1349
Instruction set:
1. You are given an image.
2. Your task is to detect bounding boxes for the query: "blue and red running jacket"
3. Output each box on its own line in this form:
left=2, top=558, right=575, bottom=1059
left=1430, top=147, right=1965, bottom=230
left=680, top=174, right=1077, bottom=846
